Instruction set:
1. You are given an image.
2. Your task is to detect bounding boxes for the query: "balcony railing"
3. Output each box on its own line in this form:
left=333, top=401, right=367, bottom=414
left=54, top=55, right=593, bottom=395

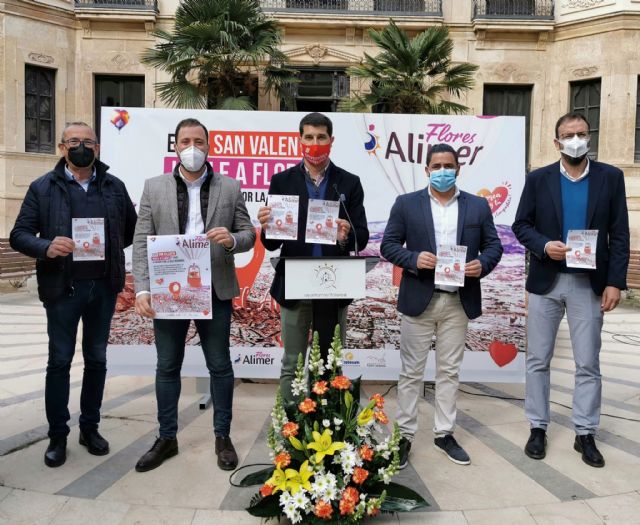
left=259, top=0, right=442, bottom=16
left=74, top=0, right=157, bottom=10
left=473, top=0, right=554, bottom=19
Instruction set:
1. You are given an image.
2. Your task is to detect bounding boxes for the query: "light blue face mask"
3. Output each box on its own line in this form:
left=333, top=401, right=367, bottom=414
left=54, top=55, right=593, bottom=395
left=429, top=168, right=457, bottom=192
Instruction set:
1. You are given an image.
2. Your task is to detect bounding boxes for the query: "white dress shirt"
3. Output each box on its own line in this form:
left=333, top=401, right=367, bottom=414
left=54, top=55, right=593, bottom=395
left=429, top=185, right=460, bottom=292
left=179, top=167, right=208, bottom=235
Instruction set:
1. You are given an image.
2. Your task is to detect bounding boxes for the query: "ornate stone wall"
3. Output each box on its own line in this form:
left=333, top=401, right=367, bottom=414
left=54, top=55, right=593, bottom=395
left=1, top=0, right=639, bottom=245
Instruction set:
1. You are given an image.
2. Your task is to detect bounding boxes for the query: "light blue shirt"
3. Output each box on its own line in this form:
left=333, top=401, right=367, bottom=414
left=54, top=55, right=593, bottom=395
left=64, top=165, right=96, bottom=192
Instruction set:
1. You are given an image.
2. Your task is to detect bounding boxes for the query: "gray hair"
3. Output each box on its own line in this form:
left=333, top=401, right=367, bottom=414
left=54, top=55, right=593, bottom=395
left=60, top=122, right=97, bottom=143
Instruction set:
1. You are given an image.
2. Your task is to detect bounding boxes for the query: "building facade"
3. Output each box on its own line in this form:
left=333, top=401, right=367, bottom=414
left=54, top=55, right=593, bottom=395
left=1, top=0, right=639, bottom=246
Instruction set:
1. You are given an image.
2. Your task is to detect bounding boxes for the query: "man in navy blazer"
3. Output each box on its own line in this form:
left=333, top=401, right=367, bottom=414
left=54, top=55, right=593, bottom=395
left=381, top=143, right=502, bottom=468
left=257, top=113, right=369, bottom=406
left=513, top=112, right=629, bottom=468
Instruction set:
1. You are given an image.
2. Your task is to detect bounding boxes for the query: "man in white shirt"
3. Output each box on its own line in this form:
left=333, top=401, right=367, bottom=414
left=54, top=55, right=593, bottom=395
left=132, top=118, right=255, bottom=472
left=381, top=143, right=502, bottom=468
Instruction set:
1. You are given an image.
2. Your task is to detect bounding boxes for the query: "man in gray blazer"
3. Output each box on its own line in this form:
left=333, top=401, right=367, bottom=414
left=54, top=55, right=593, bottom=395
left=132, top=118, right=255, bottom=472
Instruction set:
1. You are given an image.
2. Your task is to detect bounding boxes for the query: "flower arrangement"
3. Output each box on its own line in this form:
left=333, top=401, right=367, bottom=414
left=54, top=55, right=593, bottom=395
left=244, top=326, right=427, bottom=524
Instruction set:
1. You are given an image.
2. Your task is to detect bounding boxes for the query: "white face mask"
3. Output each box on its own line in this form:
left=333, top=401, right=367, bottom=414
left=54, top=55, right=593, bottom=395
left=559, top=135, right=589, bottom=158
left=178, top=145, right=207, bottom=172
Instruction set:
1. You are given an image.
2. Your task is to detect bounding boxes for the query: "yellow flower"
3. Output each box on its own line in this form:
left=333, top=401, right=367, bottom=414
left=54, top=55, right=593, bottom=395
left=265, top=467, right=288, bottom=494
left=357, top=407, right=374, bottom=426
left=306, top=429, right=345, bottom=464
left=285, top=460, right=314, bottom=494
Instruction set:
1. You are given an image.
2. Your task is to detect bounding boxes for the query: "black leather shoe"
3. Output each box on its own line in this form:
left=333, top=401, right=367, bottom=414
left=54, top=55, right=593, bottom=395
left=135, top=437, right=179, bottom=472
left=398, top=437, right=412, bottom=470
left=215, top=436, right=238, bottom=471
left=79, top=429, right=109, bottom=456
left=574, top=434, right=605, bottom=468
left=525, top=428, right=547, bottom=460
left=44, top=437, right=67, bottom=468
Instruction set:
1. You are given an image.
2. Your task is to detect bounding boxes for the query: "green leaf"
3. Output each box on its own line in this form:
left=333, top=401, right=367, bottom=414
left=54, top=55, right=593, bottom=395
left=246, top=494, right=281, bottom=518
left=369, top=481, right=429, bottom=511
left=238, top=466, right=274, bottom=487
left=344, top=390, right=353, bottom=411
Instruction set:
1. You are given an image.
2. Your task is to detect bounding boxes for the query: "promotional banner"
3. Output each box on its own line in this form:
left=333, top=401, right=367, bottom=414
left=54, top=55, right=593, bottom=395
left=102, top=108, right=526, bottom=382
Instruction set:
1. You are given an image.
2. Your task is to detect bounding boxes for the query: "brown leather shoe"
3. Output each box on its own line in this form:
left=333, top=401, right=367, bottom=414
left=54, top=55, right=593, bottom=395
left=215, top=436, right=238, bottom=471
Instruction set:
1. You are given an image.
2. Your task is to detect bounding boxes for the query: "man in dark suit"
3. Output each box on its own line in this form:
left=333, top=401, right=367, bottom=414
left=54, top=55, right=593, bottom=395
left=381, top=143, right=502, bottom=468
left=256, top=112, right=369, bottom=407
left=513, top=112, right=629, bottom=468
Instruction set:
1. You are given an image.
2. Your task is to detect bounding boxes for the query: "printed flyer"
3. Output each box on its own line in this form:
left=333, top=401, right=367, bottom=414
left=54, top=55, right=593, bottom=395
left=72, top=218, right=105, bottom=261
left=305, top=199, right=340, bottom=245
left=265, top=194, right=299, bottom=241
left=148, top=234, right=212, bottom=319
left=566, top=229, right=598, bottom=269
left=435, top=244, right=467, bottom=287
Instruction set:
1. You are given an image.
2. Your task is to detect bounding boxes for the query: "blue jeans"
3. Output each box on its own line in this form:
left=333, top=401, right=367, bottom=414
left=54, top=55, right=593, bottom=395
left=153, top=294, right=233, bottom=438
left=44, top=279, right=117, bottom=438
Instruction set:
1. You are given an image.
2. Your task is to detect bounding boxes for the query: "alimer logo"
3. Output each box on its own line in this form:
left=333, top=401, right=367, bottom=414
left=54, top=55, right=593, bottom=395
left=241, top=351, right=275, bottom=365
left=363, top=124, right=381, bottom=155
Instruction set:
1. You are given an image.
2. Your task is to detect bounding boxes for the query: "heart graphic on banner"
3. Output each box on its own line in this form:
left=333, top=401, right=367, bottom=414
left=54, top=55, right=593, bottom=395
left=155, top=278, right=164, bottom=285
left=477, top=186, right=509, bottom=214
left=489, top=340, right=517, bottom=367
left=202, top=310, right=209, bottom=316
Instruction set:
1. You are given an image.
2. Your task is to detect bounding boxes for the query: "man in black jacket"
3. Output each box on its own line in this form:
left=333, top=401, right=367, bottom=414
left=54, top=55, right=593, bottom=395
left=257, top=113, right=369, bottom=406
left=10, top=122, right=137, bottom=468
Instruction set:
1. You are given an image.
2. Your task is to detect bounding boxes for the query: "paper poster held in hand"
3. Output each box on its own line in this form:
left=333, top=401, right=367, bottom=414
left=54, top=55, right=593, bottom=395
left=148, top=234, right=212, bottom=319
left=435, top=244, right=467, bottom=287
left=566, top=229, right=598, bottom=270
left=72, top=218, right=105, bottom=261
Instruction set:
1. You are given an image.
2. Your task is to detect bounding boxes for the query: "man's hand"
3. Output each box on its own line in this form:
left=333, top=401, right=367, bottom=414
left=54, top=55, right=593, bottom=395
left=135, top=293, right=156, bottom=319
left=257, top=206, right=271, bottom=228
left=601, top=286, right=621, bottom=312
left=46, top=236, right=75, bottom=258
left=206, top=227, right=234, bottom=249
left=545, top=241, right=571, bottom=261
left=465, top=259, right=482, bottom=278
left=336, top=218, right=350, bottom=243
left=417, top=251, right=437, bottom=270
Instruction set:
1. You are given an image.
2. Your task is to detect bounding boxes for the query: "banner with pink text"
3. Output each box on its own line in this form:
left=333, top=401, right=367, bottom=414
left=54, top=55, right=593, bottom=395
left=101, top=108, right=526, bottom=382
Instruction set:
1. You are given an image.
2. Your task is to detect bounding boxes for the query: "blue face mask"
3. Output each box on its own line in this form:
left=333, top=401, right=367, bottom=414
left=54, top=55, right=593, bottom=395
left=429, top=168, right=457, bottom=192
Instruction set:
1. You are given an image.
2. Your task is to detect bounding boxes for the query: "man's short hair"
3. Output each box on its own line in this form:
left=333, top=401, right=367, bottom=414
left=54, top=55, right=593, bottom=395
left=426, top=143, right=459, bottom=166
left=299, top=112, right=333, bottom=137
left=175, top=118, right=209, bottom=142
left=60, top=122, right=95, bottom=143
left=554, top=112, right=590, bottom=138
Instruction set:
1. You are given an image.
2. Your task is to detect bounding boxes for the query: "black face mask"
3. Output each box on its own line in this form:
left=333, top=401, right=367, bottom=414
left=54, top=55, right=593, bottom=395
left=67, top=144, right=95, bottom=168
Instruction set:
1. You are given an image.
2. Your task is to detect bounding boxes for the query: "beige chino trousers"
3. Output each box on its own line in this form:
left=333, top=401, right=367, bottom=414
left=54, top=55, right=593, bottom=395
left=396, top=292, right=468, bottom=439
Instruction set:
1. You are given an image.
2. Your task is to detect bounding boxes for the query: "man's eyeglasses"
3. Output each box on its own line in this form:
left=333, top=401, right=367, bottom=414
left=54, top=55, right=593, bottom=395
left=62, top=139, right=98, bottom=148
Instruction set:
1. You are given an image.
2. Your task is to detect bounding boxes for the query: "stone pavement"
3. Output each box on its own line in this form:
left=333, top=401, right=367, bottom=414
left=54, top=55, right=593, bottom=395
left=0, top=289, right=639, bottom=524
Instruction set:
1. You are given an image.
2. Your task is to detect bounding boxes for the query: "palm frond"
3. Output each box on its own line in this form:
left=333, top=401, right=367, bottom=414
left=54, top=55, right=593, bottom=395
left=345, top=20, right=477, bottom=114
left=141, top=0, right=289, bottom=109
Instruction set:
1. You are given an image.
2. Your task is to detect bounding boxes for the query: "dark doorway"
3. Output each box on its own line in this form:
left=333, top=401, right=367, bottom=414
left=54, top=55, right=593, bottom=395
left=283, top=68, right=349, bottom=112
left=94, top=75, right=145, bottom=138
left=295, top=100, right=335, bottom=112
left=483, top=84, right=533, bottom=169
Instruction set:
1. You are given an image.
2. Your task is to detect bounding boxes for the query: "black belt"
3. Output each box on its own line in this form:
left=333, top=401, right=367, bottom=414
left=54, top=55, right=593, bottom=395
left=434, top=288, right=457, bottom=295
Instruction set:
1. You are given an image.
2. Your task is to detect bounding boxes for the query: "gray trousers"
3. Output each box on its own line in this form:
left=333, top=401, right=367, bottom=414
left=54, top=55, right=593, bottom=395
left=526, top=273, right=603, bottom=435
left=279, top=301, right=347, bottom=406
